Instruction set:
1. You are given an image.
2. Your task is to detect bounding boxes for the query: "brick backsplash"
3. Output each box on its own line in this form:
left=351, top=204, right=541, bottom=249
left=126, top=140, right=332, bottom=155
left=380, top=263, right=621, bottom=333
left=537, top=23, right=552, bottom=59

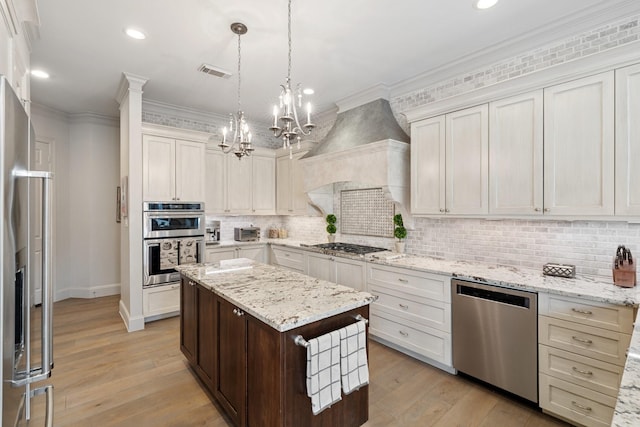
left=142, top=112, right=283, bottom=150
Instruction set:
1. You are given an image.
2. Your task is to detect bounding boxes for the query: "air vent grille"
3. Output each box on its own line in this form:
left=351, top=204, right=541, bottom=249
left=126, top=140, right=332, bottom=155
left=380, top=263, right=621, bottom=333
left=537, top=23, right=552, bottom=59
left=198, top=63, right=231, bottom=79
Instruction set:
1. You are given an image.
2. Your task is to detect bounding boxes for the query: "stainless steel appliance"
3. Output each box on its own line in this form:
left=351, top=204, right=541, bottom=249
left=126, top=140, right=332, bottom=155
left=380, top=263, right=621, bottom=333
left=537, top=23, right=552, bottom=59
left=206, top=220, right=220, bottom=244
left=451, top=279, right=538, bottom=403
left=143, top=202, right=204, bottom=287
left=309, top=242, right=388, bottom=256
left=234, top=226, right=260, bottom=242
left=1, top=76, right=55, bottom=425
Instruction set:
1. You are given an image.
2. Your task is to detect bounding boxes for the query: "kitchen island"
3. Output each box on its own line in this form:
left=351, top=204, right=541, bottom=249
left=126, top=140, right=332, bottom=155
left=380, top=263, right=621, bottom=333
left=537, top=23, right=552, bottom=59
left=176, top=259, right=376, bottom=427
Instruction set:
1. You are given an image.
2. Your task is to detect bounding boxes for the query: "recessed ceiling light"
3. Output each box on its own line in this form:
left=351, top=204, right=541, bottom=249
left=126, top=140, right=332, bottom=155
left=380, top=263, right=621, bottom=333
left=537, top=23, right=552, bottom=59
left=473, top=0, right=499, bottom=9
left=31, top=69, right=50, bottom=79
left=125, top=27, right=146, bottom=40
left=303, top=88, right=314, bottom=95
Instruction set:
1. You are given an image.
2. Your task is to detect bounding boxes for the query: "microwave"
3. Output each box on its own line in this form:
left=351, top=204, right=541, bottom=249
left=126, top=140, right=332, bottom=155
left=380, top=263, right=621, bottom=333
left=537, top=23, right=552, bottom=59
left=234, top=227, right=260, bottom=242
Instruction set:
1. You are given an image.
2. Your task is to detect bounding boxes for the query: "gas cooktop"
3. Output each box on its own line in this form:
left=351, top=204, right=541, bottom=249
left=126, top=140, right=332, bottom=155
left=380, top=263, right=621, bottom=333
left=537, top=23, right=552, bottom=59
left=311, top=242, right=388, bottom=255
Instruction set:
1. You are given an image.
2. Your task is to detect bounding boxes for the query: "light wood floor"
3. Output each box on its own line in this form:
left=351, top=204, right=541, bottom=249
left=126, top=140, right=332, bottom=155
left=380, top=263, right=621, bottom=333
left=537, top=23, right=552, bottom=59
left=28, top=296, right=569, bottom=426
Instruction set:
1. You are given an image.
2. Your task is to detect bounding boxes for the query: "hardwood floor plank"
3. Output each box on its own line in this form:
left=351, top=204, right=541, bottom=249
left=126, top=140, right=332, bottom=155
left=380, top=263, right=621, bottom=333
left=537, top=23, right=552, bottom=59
left=26, top=296, right=569, bottom=426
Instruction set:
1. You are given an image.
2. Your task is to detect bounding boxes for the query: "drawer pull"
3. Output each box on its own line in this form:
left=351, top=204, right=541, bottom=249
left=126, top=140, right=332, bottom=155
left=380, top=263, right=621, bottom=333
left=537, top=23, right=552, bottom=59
left=572, top=366, right=593, bottom=376
left=571, top=336, right=593, bottom=345
left=397, top=278, right=408, bottom=283
left=571, top=401, right=592, bottom=412
left=571, top=308, right=593, bottom=315
left=398, top=304, right=409, bottom=310
left=399, top=330, right=409, bottom=337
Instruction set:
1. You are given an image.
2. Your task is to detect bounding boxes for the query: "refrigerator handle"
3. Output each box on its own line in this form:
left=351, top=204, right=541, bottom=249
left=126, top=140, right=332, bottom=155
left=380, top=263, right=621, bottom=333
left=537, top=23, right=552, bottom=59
left=30, top=385, right=54, bottom=427
left=12, top=170, right=54, bottom=383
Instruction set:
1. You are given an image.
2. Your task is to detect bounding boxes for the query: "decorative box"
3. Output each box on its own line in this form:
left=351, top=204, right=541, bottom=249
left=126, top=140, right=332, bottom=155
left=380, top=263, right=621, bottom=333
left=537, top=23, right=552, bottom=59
left=543, top=263, right=576, bottom=278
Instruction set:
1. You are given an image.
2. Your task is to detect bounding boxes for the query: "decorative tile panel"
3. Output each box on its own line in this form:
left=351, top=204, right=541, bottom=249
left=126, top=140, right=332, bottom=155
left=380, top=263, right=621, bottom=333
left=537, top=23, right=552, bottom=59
left=340, top=188, right=394, bottom=237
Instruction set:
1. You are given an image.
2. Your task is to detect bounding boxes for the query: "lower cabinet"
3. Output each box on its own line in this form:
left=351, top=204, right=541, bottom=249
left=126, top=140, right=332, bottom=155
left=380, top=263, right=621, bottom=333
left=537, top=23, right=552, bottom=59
left=179, top=275, right=369, bottom=427
left=538, top=293, right=634, bottom=427
left=269, top=245, right=307, bottom=273
left=206, top=244, right=267, bottom=264
left=366, top=263, right=453, bottom=371
left=143, top=283, right=181, bottom=319
left=306, top=252, right=366, bottom=291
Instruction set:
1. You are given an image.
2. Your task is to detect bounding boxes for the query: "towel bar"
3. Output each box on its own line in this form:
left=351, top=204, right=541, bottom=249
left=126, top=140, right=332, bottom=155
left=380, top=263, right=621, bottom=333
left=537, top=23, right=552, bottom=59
left=293, top=314, right=368, bottom=348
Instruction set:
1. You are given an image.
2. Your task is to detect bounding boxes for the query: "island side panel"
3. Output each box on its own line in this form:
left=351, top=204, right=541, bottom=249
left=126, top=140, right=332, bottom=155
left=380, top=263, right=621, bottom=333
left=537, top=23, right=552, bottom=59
left=247, top=315, right=285, bottom=426
left=283, top=306, right=370, bottom=427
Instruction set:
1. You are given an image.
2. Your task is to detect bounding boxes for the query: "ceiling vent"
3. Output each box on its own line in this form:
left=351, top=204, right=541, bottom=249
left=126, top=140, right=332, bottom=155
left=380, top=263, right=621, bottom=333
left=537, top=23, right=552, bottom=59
left=197, top=63, right=232, bottom=79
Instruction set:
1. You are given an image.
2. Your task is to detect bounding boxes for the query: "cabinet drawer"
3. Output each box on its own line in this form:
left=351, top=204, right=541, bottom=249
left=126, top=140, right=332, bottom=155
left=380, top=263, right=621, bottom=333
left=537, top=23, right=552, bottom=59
left=539, top=345, right=623, bottom=397
left=539, top=293, right=634, bottom=333
left=539, top=374, right=616, bottom=427
left=271, top=247, right=305, bottom=273
left=143, top=283, right=180, bottom=317
left=370, top=284, right=451, bottom=333
left=539, top=316, right=631, bottom=366
left=367, top=264, right=450, bottom=303
left=369, top=311, right=451, bottom=366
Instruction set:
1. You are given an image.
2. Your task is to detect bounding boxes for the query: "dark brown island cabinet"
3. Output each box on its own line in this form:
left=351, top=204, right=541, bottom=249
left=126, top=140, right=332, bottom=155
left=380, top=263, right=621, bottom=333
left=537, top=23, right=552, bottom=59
left=180, top=275, right=370, bottom=427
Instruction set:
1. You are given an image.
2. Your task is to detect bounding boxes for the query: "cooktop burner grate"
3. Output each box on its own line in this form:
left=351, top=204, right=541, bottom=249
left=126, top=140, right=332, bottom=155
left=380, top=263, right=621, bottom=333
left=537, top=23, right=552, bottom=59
left=311, top=242, right=388, bottom=255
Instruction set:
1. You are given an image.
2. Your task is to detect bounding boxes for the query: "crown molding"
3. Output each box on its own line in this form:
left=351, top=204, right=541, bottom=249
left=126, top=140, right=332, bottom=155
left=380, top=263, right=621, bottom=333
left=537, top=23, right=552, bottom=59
left=68, top=112, right=119, bottom=127
left=31, top=102, right=69, bottom=121
left=404, top=41, right=640, bottom=123
left=142, top=98, right=228, bottom=123
left=390, top=0, right=640, bottom=100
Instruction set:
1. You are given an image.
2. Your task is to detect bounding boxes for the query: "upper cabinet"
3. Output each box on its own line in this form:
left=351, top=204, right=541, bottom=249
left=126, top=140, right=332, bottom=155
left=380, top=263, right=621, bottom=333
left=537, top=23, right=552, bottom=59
left=143, top=134, right=205, bottom=202
left=489, top=91, right=544, bottom=215
left=411, top=69, right=625, bottom=219
left=543, top=72, right=614, bottom=216
left=411, top=104, right=488, bottom=215
left=276, top=150, right=309, bottom=215
left=615, top=63, right=640, bottom=217
left=205, top=148, right=276, bottom=215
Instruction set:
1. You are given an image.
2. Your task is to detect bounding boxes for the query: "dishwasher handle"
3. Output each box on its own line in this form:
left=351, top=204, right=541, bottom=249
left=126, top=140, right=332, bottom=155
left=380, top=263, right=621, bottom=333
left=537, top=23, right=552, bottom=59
left=455, top=282, right=532, bottom=309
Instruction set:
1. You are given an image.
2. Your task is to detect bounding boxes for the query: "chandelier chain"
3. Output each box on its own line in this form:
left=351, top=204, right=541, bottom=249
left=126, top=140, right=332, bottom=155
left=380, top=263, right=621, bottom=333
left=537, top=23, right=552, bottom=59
left=237, top=32, right=242, bottom=111
left=287, top=0, right=292, bottom=80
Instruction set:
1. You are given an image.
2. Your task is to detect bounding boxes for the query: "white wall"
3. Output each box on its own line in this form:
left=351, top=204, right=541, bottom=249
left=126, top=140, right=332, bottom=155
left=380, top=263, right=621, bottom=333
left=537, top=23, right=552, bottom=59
left=31, top=104, right=121, bottom=301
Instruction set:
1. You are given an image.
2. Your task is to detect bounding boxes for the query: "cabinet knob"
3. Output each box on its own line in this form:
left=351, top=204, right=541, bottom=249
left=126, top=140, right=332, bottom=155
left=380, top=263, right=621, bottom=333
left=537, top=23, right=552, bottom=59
left=439, top=208, right=445, bottom=213
left=534, top=208, right=541, bottom=212
left=399, top=330, right=409, bottom=337
left=398, top=303, right=409, bottom=310
left=397, top=278, right=408, bottom=283
left=328, top=257, right=334, bottom=261
left=189, top=280, right=194, bottom=287
left=543, top=208, right=550, bottom=212
left=232, top=308, right=245, bottom=317
left=445, top=209, right=450, bottom=213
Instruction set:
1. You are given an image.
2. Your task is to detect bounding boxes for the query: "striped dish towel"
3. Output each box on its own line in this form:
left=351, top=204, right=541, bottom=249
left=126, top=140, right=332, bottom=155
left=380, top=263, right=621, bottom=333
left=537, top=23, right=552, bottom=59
left=339, top=320, right=369, bottom=394
left=306, top=330, right=342, bottom=415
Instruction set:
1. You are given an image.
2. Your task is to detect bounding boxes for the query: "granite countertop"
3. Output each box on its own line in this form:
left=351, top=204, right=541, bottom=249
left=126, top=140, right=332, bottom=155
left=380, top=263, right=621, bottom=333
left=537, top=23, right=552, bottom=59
left=176, top=259, right=376, bottom=333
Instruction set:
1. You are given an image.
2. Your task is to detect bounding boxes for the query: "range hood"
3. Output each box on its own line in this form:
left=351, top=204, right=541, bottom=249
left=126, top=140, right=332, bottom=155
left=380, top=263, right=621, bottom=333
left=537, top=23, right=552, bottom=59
left=299, top=99, right=412, bottom=225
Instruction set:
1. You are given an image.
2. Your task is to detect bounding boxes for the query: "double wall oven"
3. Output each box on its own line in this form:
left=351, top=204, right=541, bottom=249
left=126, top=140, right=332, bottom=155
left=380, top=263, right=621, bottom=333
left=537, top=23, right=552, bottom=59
left=143, top=202, right=205, bottom=288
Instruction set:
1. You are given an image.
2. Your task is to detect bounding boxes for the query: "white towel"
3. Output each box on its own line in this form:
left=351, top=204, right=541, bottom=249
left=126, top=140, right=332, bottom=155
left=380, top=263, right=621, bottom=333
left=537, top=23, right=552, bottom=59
left=178, top=238, right=197, bottom=265
left=339, top=320, right=369, bottom=394
left=306, top=330, right=342, bottom=415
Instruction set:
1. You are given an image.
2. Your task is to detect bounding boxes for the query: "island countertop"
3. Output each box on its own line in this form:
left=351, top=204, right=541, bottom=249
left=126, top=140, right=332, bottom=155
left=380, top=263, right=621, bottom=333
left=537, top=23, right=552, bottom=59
left=176, top=259, right=376, bottom=332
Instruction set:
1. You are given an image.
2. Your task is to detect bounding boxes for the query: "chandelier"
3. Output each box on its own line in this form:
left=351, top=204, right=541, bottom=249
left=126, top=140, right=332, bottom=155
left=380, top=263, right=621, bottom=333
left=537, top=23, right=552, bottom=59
left=269, top=0, right=315, bottom=153
left=219, top=22, right=253, bottom=159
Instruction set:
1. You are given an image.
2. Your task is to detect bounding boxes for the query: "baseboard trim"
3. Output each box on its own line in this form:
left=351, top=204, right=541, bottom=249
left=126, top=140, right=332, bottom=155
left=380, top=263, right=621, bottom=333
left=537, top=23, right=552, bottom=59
left=119, top=299, right=145, bottom=332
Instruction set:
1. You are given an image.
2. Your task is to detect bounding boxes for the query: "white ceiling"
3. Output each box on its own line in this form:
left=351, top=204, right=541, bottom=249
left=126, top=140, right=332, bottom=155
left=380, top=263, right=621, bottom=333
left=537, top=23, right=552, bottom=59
left=29, top=0, right=638, bottom=123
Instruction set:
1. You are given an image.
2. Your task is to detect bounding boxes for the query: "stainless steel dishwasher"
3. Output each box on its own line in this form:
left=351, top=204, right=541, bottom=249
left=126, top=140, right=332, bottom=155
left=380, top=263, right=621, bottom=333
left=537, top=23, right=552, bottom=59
left=451, top=279, right=538, bottom=403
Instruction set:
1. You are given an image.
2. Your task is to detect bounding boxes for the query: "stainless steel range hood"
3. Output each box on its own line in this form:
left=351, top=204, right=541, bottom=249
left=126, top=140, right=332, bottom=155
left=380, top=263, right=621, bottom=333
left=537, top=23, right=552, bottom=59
left=299, top=99, right=412, bottom=224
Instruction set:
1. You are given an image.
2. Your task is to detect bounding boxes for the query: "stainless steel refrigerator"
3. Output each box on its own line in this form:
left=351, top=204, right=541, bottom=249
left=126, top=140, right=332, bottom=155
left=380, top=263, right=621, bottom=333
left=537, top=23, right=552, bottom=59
left=1, top=76, right=54, bottom=426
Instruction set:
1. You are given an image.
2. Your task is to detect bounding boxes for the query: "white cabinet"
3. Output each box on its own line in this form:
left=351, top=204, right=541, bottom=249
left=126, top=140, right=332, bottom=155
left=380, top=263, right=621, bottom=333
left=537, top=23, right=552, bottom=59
left=276, top=150, right=309, bottom=215
left=269, top=245, right=307, bottom=273
left=143, top=134, right=205, bottom=202
left=252, top=154, right=276, bottom=215
left=543, top=72, right=614, bottom=216
left=615, top=63, right=640, bottom=216
left=143, top=283, right=180, bottom=319
left=411, top=104, right=488, bottom=215
left=367, top=263, right=453, bottom=371
left=205, top=149, right=276, bottom=215
left=489, top=91, right=544, bottom=215
left=205, top=244, right=267, bottom=263
left=538, top=293, right=633, bottom=427
left=306, top=253, right=366, bottom=291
